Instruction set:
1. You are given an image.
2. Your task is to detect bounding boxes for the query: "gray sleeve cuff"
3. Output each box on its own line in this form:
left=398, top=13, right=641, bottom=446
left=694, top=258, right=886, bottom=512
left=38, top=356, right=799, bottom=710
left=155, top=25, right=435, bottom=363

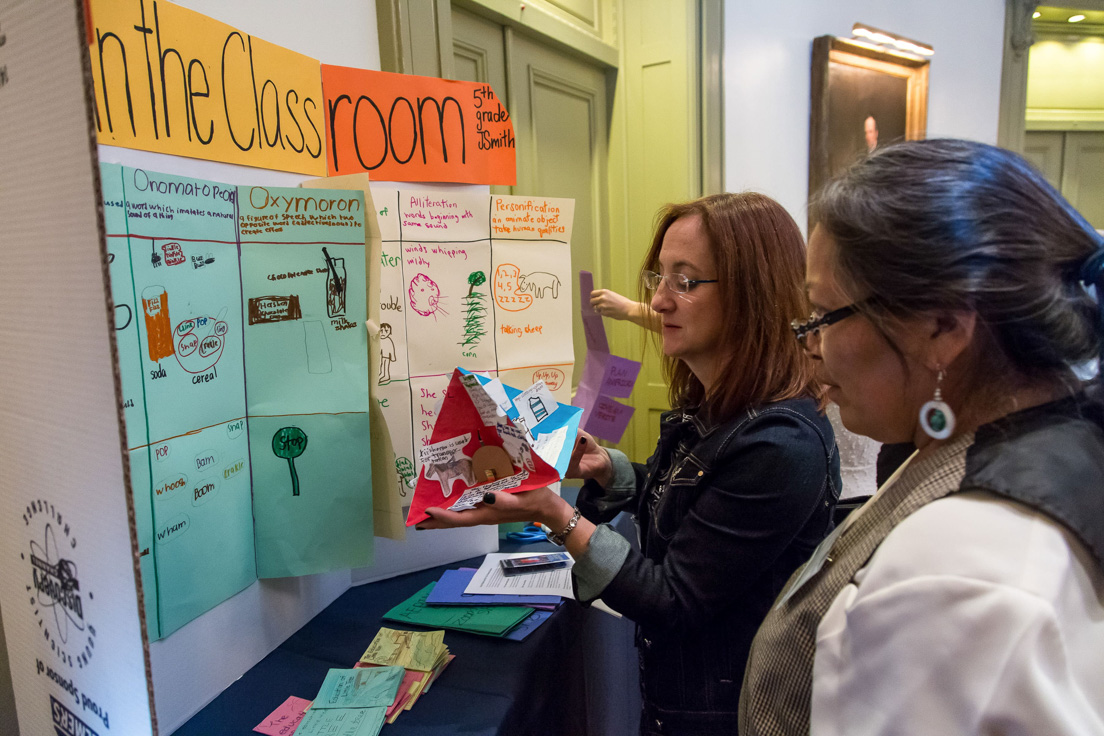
left=606, top=448, right=637, bottom=496
left=572, top=523, right=631, bottom=603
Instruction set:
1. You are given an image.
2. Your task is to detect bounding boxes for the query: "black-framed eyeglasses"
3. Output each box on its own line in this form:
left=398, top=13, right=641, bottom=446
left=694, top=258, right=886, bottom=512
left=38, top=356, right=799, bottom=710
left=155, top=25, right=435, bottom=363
left=641, top=270, right=719, bottom=294
left=791, top=304, right=861, bottom=346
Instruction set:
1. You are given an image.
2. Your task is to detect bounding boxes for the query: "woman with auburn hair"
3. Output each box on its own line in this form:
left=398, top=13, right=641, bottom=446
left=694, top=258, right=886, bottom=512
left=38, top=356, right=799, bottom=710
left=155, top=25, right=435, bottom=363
left=740, top=139, right=1104, bottom=735
left=422, top=192, right=841, bottom=735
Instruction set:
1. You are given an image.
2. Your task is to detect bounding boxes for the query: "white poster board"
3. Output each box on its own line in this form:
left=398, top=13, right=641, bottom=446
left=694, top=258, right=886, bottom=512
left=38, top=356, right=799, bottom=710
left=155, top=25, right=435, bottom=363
left=0, top=1, right=154, bottom=734
left=0, top=1, right=499, bottom=734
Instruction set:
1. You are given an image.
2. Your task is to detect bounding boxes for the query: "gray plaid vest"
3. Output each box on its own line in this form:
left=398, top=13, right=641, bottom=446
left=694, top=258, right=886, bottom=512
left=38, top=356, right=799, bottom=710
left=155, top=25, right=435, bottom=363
left=738, top=434, right=973, bottom=735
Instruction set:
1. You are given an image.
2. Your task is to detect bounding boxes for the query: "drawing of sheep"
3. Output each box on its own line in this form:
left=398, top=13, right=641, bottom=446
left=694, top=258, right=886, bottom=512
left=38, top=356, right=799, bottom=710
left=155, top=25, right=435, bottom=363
left=424, top=457, right=475, bottom=497
left=517, top=272, right=560, bottom=299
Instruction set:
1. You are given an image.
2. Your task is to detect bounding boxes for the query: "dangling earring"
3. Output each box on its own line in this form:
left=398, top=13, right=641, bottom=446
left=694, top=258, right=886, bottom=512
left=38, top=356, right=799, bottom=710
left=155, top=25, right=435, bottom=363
left=920, top=368, right=955, bottom=440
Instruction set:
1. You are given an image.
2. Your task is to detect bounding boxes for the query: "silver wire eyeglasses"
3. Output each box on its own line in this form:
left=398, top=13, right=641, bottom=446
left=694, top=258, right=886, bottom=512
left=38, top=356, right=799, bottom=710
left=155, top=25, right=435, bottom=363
left=641, top=270, right=719, bottom=294
left=791, top=304, right=861, bottom=345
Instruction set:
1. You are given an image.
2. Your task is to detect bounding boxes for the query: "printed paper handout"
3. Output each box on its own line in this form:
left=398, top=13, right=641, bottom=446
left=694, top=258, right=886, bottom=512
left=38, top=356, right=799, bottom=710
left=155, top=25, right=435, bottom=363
left=102, top=163, right=373, bottom=639
left=406, top=369, right=583, bottom=525
left=572, top=271, right=641, bottom=442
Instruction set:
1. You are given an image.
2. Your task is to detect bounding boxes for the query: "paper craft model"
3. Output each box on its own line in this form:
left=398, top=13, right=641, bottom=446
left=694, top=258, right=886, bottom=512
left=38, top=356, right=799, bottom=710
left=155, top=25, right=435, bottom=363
left=406, top=368, right=583, bottom=526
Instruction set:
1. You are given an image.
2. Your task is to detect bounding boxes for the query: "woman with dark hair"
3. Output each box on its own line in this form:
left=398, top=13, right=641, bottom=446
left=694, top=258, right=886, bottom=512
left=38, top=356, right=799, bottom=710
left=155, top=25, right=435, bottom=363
left=740, top=139, right=1104, bottom=735
left=421, top=192, right=841, bottom=735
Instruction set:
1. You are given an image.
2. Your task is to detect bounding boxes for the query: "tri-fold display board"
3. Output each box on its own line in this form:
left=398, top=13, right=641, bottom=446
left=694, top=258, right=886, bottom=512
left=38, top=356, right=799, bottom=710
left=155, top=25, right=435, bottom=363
left=103, top=166, right=374, bottom=638
left=0, top=1, right=577, bottom=734
left=103, top=162, right=577, bottom=640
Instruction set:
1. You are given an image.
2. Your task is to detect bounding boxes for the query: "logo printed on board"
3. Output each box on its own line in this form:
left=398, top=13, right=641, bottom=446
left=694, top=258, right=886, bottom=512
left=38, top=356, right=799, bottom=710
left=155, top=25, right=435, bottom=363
left=20, top=499, right=97, bottom=670
left=51, top=695, right=100, bottom=736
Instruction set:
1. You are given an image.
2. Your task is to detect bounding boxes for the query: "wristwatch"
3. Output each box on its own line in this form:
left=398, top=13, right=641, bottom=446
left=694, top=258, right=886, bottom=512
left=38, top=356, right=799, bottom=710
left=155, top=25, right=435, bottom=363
left=546, top=506, right=581, bottom=546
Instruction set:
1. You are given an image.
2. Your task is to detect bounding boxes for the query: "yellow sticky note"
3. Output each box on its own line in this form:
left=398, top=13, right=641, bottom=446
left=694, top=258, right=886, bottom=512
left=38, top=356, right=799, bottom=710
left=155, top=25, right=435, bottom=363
left=87, top=0, right=326, bottom=175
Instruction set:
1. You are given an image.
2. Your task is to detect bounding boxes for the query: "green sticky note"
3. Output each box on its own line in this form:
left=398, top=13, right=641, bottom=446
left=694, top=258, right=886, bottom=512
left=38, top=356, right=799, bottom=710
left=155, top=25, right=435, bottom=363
left=313, top=667, right=405, bottom=709
left=383, top=583, right=533, bottom=636
left=293, top=706, right=387, bottom=736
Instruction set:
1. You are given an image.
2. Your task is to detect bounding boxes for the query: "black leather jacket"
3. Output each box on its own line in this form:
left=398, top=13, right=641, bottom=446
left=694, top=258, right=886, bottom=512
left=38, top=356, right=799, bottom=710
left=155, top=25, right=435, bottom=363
left=578, top=396, right=841, bottom=735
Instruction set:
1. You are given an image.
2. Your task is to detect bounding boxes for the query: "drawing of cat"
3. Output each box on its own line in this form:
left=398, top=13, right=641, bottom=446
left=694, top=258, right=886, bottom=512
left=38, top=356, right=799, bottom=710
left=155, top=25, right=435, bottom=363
left=408, top=273, right=442, bottom=316
left=424, top=456, right=475, bottom=497
left=517, top=272, right=560, bottom=299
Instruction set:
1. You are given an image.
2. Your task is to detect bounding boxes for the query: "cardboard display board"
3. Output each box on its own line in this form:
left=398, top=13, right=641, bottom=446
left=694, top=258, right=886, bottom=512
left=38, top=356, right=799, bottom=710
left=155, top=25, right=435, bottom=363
left=0, top=1, right=519, bottom=733
left=0, top=1, right=155, bottom=734
left=103, top=164, right=375, bottom=639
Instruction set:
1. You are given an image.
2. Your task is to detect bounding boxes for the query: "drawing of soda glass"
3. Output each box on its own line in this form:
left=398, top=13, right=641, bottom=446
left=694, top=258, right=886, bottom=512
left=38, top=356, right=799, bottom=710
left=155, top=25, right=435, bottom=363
left=529, top=395, right=550, bottom=422
left=272, top=427, right=308, bottom=496
left=141, top=285, right=175, bottom=362
left=323, top=247, right=346, bottom=318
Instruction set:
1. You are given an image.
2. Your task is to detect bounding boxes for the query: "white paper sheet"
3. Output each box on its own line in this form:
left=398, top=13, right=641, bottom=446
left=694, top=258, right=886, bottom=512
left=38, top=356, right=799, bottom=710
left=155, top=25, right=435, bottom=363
left=466, top=552, right=576, bottom=598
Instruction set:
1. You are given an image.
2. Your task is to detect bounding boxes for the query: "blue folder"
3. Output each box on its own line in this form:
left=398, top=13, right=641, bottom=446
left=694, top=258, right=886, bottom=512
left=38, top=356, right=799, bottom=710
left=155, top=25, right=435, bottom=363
left=426, top=568, right=562, bottom=607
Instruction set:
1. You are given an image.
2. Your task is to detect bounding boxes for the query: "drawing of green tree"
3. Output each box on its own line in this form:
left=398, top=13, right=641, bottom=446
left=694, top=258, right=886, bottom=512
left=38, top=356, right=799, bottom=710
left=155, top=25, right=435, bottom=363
left=467, top=270, right=486, bottom=297
left=460, top=271, right=488, bottom=351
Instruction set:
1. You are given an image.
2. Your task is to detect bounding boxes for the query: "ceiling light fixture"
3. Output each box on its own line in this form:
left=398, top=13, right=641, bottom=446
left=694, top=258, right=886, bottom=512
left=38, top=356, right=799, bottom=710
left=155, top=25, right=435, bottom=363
left=851, top=23, right=934, bottom=57
left=1068, top=14, right=1087, bottom=22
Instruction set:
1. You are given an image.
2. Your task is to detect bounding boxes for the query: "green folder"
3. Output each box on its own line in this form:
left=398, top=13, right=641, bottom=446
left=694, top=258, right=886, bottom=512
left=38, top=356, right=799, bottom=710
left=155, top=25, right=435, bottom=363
left=384, top=583, right=532, bottom=636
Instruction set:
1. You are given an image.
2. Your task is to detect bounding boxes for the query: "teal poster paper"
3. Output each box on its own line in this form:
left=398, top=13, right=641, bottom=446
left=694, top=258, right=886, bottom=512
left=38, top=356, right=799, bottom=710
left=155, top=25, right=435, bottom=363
left=238, top=185, right=373, bottom=578
left=101, top=166, right=375, bottom=634
left=103, top=163, right=257, bottom=639
left=251, top=413, right=373, bottom=577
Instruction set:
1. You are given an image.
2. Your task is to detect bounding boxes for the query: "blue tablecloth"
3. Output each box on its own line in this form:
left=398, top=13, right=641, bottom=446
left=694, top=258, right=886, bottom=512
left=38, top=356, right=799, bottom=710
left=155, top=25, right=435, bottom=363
left=175, top=538, right=640, bottom=735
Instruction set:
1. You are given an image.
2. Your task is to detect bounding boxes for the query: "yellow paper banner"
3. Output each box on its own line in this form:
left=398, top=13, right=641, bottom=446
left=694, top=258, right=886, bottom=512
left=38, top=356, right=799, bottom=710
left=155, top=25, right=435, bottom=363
left=87, top=0, right=327, bottom=175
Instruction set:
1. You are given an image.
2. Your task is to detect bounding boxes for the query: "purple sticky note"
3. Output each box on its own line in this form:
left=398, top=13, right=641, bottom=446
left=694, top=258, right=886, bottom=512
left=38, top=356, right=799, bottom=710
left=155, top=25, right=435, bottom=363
left=580, top=271, right=598, bottom=315
left=576, top=354, right=608, bottom=394
left=585, top=396, right=635, bottom=443
left=582, top=313, right=609, bottom=353
left=599, top=354, right=642, bottom=399
left=254, top=695, right=311, bottom=735
left=580, top=272, right=610, bottom=353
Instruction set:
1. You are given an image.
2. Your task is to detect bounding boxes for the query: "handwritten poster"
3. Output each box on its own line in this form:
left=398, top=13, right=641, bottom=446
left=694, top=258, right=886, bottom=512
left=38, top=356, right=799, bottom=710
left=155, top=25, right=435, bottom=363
left=322, top=65, right=516, bottom=184
left=366, top=188, right=575, bottom=511
left=102, top=164, right=372, bottom=638
left=87, top=0, right=326, bottom=175
left=237, top=184, right=373, bottom=578
left=490, top=195, right=575, bottom=395
left=303, top=173, right=411, bottom=539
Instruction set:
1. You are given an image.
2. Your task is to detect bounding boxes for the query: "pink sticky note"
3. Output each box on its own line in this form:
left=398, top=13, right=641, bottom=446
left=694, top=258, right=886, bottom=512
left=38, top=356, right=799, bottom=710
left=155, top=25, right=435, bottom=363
left=253, top=696, right=311, bottom=736
left=599, top=355, right=642, bottom=399
left=584, top=395, right=635, bottom=443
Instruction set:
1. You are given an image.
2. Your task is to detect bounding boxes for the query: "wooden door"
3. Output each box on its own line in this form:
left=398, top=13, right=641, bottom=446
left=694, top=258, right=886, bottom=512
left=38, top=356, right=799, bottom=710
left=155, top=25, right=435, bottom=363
left=451, top=6, right=612, bottom=413
left=1025, top=130, right=1104, bottom=229
left=1023, top=130, right=1065, bottom=188
left=613, top=0, right=703, bottom=459
left=1062, top=131, right=1104, bottom=229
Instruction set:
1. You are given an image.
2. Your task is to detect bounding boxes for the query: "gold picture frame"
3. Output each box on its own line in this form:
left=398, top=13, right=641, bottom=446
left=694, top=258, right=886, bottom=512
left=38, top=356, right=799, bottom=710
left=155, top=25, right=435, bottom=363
left=809, top=36, right=930, bottom=204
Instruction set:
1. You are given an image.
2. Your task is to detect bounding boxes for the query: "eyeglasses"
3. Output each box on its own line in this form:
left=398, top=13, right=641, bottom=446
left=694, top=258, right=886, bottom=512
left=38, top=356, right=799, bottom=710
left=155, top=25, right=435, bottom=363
left=641, top=270, right=719, bottom=294
left=791, top=304, right=860, bottom=346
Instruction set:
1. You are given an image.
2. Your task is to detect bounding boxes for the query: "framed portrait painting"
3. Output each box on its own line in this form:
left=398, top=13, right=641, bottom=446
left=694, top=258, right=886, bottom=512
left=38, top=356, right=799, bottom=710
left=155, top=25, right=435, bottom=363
left=809, top=35, right=930, bottom=201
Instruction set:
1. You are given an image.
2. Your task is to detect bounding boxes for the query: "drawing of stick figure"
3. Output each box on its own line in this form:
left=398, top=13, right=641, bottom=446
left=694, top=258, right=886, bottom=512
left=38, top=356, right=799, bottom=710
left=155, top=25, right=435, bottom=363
left=379, top=323, right=396, bottom=385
